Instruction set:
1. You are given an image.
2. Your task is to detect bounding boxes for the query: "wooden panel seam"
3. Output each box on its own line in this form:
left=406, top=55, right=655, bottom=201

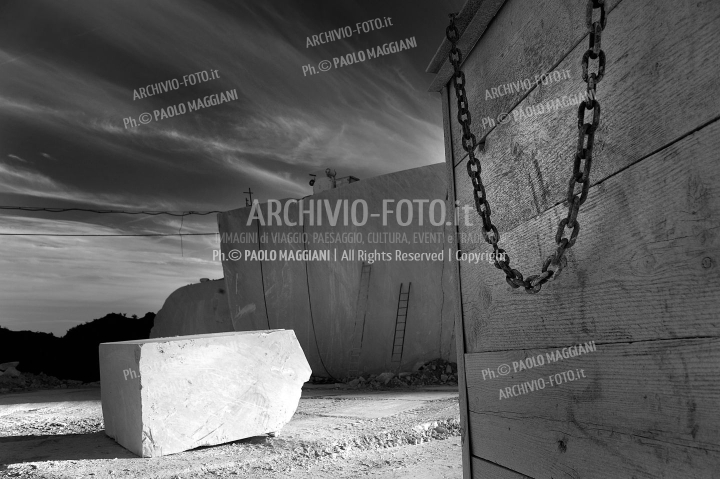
left=458, top=118, right=720, bottom=353
left=442, top=84, right=473, bottom=479
left=471, top=455, right=532, bottom=479
left=450, top=0, right=625, bottom=168
left=466, top=337, right=720, bottom=476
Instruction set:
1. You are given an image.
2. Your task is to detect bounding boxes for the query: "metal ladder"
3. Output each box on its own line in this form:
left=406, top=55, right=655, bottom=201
left=391, top=282, right=411, bottom=367
left=347, top=263, right=372, bottom=377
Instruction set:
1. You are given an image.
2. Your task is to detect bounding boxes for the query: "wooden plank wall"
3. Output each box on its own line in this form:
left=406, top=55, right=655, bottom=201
left=442, top=84, right=474, bottom=479
left=441, top=0, right=720, bottom=477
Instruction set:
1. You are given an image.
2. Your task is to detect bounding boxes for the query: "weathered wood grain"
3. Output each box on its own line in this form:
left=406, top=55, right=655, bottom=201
left=466, top=343, right=720, bottom=477
left=466, top=339, right=720, bottom=467
left=472, top=456, right=531, bottom=479
left=440, top=1, right=720, bottom=478
left=469, top=409, right=719, bottom=479
left=447, top=0, right=622, bottom=165
left=442, top=85, right=473, bottom=479
left=427, top=0, right=507, bottom=89
left=452, top=0, right=720, bottom=237
left=459, top=119, right=720, bottom=353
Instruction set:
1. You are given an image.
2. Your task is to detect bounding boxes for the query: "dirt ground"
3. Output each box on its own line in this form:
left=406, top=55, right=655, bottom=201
left=0, top=385, right=462, bottom=479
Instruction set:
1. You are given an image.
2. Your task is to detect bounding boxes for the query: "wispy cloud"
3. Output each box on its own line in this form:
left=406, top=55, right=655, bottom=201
left=0, top=158, right=164, bottom=209
left=0, top=0, right=464, bottom=334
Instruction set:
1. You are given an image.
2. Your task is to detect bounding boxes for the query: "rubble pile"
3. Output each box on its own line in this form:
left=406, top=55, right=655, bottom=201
left=286, top=417, right=461, bottom=462
left=341, top=359, right=459, bottom=389
left=0, top=361, right=91, bottom=394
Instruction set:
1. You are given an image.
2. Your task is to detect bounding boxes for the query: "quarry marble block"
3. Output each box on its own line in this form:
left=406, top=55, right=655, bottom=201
left=99, top=330, right=312, bottom=457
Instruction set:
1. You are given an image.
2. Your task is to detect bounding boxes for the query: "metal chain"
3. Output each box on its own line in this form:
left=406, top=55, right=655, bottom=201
left=445, top=0, right=606, bottom=293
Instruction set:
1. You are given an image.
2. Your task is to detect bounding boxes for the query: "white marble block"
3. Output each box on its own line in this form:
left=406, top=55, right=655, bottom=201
left=99, top=330, right=311, bottom=457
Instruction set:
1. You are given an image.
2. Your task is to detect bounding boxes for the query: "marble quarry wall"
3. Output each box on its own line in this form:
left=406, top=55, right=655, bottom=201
left=150, top=279, right=233, bottom=339
left=217, top=163, right=457, bottom=378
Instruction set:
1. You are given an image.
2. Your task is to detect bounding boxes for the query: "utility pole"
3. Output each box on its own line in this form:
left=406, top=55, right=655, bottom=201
left=244, top=188, right=253, bottom=207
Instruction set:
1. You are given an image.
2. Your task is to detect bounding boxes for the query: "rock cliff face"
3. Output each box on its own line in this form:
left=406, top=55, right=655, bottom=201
left=149, top=279, right=232, bottom=339
left=217, top=163, right=457, bottom=378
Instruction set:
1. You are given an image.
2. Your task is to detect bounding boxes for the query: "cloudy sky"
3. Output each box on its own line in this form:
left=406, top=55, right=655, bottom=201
left=0, top=0, right=464, bottom=335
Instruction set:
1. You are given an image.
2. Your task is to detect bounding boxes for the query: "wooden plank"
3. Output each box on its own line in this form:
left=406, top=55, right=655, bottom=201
left=459, top=119, right=720, bottom=353
left=465, top=339, right=720, bottom=478
left=472, top=456, right=530, bottom=478
left=446, top=0, right=622, bottom=166
left=426, top=0, right=507, bottom=86
left=452, top=0, right=720, bottom=236
left=442, top=85, right=473, bottom=479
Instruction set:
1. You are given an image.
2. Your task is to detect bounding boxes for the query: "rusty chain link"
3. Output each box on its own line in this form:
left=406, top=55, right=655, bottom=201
left=445, top=0, right=606, bottom=293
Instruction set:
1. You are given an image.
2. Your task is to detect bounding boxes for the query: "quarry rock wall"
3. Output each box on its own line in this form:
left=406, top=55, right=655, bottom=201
left=217, top=163, right=457, bottom=378
left=149, top=279, right=233, bottom=339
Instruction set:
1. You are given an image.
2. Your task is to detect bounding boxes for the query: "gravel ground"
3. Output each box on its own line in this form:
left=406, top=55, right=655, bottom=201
left=0, top=386, right=462, bottom=479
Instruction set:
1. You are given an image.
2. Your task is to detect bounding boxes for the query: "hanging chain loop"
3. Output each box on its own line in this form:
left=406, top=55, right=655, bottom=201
left=446, top=1, right=606, bottom=293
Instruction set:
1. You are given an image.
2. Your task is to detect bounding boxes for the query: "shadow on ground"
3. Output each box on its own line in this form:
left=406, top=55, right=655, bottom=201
left=0, top=431, right=134, bottom=465
left=0, top=388, right=99, bottom=406
left=0, top=431, right=278, bottom=467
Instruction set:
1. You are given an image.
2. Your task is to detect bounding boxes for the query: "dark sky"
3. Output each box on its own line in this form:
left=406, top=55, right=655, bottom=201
left=0, top=0, right=465, bottom=335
